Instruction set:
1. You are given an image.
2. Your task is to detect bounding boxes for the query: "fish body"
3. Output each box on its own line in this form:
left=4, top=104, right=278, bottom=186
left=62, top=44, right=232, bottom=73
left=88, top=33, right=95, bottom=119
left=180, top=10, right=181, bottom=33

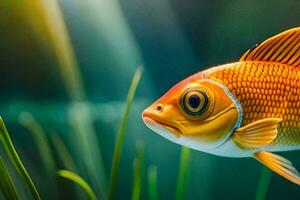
left=143, top=27, right=300, bottom=185
left=203, top=61, right=300, bottom=157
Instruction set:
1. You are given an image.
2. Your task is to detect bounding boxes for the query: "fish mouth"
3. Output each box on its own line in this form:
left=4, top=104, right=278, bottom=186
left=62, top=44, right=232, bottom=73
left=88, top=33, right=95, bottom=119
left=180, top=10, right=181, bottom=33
left=142, top=115, right=182, bottom=137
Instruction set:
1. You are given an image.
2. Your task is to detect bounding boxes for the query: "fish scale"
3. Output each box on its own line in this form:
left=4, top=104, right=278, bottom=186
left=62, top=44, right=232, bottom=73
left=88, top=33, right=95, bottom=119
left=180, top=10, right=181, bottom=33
left=204, top=61, right=300, bottom=147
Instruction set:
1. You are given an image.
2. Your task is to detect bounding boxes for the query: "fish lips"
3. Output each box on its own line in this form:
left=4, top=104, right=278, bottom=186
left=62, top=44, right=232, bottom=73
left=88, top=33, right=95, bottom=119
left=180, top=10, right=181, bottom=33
left=142, top=112, right=182, bottom=137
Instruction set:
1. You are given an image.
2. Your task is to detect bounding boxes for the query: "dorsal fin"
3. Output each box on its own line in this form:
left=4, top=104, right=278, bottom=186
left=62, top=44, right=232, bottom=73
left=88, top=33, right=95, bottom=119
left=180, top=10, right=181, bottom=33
left=240, top=27, right=300, bottom=68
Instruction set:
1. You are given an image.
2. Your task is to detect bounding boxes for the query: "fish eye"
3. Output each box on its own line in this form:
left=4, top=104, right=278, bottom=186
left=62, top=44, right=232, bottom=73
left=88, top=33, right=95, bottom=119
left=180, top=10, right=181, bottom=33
left=181, top=89, right=209, bottom=116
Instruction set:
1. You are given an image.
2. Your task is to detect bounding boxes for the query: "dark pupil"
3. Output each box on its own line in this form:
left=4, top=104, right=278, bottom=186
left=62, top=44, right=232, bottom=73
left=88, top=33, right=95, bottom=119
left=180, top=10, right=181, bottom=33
left=188, top=94, right=201, bottom=109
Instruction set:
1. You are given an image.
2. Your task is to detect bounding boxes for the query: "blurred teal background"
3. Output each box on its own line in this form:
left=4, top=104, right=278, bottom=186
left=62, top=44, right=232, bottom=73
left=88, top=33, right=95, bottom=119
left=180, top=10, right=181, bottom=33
left=0, top=0, right=299, bottom=199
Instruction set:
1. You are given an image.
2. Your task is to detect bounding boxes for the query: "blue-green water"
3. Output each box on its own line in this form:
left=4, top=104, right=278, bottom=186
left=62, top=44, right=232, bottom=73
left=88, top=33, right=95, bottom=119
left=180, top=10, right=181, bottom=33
left=0, top=0, right=299, bottom=199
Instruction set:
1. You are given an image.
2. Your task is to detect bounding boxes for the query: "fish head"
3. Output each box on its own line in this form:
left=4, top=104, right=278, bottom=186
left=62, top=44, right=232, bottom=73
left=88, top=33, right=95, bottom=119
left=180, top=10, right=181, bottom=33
left=142, top=72, right=239, bottom=150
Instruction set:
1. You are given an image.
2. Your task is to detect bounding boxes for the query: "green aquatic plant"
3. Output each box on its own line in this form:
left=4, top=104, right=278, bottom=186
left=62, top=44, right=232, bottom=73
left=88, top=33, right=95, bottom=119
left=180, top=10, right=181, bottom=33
left=175, top=147, right=191, bottom=200
left=51, top=131, right=85, bottom=200
left=0, top=156, right=20, bottom=200
left=108, top=67, right=143, bottom=200
left=147, top=165, right=158, bottom=200
left=131, top=142, right=144, bottom=200
left=50, top=130, right=77, bottom=172
left=18, top=112, right=59, bottom=198
left=255, top=166, right=272, bottom=200
left=58, top=170, right=96, bottom=200
left=0, top=117, right=40, bottom=200
left=25, top=0, right=86, bottom=100
left=68, top=103, right=107, bottom=199
left=20, top=0, right=107, bottom=197
left=18, top=112, right=56, bottom=177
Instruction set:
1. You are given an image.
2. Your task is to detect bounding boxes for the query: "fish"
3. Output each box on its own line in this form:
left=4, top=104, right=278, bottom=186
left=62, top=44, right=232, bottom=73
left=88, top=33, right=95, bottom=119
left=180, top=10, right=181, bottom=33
left=142, top=27, right=300, bottom=185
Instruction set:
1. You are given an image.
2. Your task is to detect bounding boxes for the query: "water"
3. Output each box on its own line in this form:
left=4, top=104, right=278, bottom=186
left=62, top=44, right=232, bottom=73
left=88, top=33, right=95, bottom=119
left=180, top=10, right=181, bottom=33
left=0, top=0, right=299, bottom=199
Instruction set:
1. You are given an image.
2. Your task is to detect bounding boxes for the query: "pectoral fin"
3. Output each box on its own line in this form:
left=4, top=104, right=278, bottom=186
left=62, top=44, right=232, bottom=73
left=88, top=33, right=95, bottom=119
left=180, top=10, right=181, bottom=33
left=254, top=151, right=300, bottom=185
left=233, top=118, right=282, bottom=148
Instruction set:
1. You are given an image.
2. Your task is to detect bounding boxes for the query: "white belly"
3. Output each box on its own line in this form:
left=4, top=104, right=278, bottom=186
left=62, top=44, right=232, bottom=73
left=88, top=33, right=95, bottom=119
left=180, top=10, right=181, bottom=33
left=208, top=138, right=300, bottom=158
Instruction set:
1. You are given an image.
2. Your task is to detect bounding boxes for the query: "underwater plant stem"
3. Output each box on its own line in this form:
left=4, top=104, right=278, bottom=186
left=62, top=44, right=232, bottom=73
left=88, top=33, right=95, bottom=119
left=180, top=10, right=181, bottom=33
left=131, top=142, right=144, bottom=200
left=27, top=0, right=107, bottom=197
left=255, top=166, right=272, bottom=200
left=108, top=67, right=143, bottom=200
left=19, top=112, right=56, bottom=177
left=0, top=117, right=41, bottom=200
left=58, top=170, right=96, bottom=200
left=175, top=147, right=191, bottom=200
left=0, top=156, right=20, bottom=200
left=147, top=165, right=158, bottom=200
left=18, top=112, right=59, bottom=199
left=28, top=0, right=86, bottom=101
left=50, top=131, right=77, bottom=172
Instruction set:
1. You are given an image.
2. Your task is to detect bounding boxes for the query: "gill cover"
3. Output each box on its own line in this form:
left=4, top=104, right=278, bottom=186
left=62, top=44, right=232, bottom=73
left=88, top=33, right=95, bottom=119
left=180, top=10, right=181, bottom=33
left=143, top=74, right=242, bottom=150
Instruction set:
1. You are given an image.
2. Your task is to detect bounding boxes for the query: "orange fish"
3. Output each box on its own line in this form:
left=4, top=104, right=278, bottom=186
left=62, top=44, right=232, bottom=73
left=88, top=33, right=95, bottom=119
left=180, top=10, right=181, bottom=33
left=142, top=27, right=300, bottom=185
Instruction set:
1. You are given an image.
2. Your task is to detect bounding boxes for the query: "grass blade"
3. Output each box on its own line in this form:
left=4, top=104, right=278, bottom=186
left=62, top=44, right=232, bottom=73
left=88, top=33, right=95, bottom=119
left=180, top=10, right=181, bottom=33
left=175, top=147, right=191, bottom=200
left=0, top=156, right=20, bottom=200
left=23, top=1, right=107, bottom=196
left=50, top=131, right=84, bottom=200
left=131, top=142, right=144, bottom=200
left=147, top=165, right=158, bottom=200
left=58, top=169, right=96, bottom=200
left=18, top=112, right=56, bottom=176
left=0, top=117, right=40, bottom=200
left=49, top=130, right=77, bottom=172
left=108, top=67, right=143, bottom=200
left=25, top=0, right=86, bottom=101
left=255, top=166, right=272, bottom=200
left=18, top=112, right=58, bottom=198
